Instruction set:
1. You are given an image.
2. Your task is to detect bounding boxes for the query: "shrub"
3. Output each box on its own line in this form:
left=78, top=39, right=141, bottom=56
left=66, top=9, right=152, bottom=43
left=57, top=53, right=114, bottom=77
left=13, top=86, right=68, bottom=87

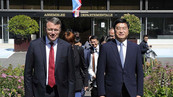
left=0, top=64, right=24, bottom=97
left=121, top=13, right=141, bottom=34
left=143, top=59, right=173, bottom=97
left=8, top=15, right=39, bottom=37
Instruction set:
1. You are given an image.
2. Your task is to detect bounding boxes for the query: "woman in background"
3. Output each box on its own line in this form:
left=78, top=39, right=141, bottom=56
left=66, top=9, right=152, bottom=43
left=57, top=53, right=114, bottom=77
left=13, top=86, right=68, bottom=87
left=63, top=31, right=88, bottom=97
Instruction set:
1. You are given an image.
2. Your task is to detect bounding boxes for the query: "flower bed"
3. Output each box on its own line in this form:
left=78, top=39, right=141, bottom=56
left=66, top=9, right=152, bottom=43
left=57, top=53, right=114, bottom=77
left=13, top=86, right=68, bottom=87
left=0, top=64, right=24, bottom=97
left=144, top=59, right=173, bottom=97
left=0, top=59, right=172, bottom=97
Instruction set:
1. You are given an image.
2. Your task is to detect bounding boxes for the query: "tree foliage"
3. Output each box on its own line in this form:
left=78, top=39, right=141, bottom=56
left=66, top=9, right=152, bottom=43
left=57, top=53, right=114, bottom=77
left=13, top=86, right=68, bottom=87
left=121, top=13, right=141, bottom=34
left=8, top=15, right=39, bottom=36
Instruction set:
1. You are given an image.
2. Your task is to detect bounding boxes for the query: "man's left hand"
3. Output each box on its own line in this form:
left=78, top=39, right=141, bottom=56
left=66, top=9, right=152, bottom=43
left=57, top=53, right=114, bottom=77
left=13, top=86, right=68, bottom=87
left=136, top=95, right=141, bottom=97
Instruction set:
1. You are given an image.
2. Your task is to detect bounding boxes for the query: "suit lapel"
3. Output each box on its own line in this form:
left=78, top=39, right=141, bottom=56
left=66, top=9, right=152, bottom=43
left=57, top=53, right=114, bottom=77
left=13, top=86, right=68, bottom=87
left=40, top=37, right=47, bottom=77
left=55, top=38, right=63, bottom=72
left=124, top=41, right=130, bottom=68
left=110, top=40, right=122, bottom=68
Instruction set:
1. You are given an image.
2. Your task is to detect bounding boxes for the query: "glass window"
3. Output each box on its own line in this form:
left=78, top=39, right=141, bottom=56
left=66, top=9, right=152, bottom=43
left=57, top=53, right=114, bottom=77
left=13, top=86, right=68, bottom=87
left=44, top=0, right=58, bottom=10
left=59, top=0, right=72, bottom=10
left=9, top=0, right=23, bottom=9
left=80, top=0, right=92, bottom=10
left=3, top=17, right=8, bottom=43
left=110, top=0, right=139, bottom=10
left=81, top=0, right=106, bottom=10
left=10, top=0, right=40, bottom=9
left=147, top=18, right=173, bottom=39
left=24, top=0, right=40, bottom=9
left=149, top=0, right=173, bottom=10
left=95, top=18, right=110, bottom=40
left=60, top=17, right=91, bottom=44
left=4, top=0, right=7, bottom=9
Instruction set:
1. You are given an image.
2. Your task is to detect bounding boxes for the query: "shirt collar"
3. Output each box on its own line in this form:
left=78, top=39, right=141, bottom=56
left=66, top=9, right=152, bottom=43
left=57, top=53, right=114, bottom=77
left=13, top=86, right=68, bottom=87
left=115, top=39, right=127, bottom=47
left=95, top=45, right=99, bottom=52
left=46, top=36, right=58, bottom=45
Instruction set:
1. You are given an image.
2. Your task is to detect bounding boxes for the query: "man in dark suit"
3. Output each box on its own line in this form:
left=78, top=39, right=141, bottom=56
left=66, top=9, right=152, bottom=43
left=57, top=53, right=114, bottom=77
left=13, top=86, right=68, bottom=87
left=139, top=35, right=152, bottom=64
left=24, top=17, right=75, bottom=97
left=96, top=19, right=143, bottom=97
left=86, top=36, right=100, bottom=97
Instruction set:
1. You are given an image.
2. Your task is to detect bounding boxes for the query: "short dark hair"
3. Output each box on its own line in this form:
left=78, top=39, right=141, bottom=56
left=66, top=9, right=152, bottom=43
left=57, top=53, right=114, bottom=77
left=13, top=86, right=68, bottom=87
left=90, top=35, right=98, bottom=41
left=143, top=35, right=148, bottom=39
left=113, top=19, right=130, bottom=29
left=46, top=17, right=62, bottom=26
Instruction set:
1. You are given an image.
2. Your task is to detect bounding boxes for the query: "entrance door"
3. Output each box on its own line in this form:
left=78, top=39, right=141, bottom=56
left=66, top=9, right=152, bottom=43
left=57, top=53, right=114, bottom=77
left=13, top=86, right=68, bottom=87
left=94, top=18, right=110, bottom=40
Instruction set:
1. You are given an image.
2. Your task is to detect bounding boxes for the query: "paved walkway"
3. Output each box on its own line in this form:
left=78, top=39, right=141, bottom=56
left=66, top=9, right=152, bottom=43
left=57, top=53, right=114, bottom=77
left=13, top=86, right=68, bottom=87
left=0, top=52, right=26, bottom=68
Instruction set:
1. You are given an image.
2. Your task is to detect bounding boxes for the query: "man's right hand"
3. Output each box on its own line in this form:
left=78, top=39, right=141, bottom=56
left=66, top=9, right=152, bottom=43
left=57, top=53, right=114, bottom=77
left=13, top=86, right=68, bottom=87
left=92, top=75, right=96, bottom=79
left=100, top=96, right=105, bottom=97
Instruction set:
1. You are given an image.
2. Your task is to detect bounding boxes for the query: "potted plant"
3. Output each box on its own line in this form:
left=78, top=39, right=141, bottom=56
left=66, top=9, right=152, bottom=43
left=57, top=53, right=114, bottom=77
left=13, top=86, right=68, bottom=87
left=121, top=13, right=141, bottom=43
left=8, top=15, right=39, bottom=51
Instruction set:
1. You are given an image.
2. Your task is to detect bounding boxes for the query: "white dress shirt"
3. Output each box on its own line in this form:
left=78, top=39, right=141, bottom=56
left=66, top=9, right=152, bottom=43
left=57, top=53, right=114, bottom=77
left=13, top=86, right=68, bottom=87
left=88, top=45, right=99, bottom=81
left=45, top=36, right=58, bottom=85
left=116, top=39, right=127, bottom=65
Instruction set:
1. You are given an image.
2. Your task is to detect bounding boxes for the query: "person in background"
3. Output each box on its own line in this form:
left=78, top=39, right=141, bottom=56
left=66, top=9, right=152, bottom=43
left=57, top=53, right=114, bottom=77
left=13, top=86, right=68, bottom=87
left=107, top=27, right=115, bottom=41
left=96, top=19, right=143, bottom=97
left=63, top=31, right=88, bottom=97
left=83, top=35, right=92, bottom=49
left=86, top=36, right=100, bottom=97
left=24, top=17, right=75, bottom=97
left=99, top=36, right=109, bottom=45
left=139, top=35, right=152, bottom=64
left=74, top=31, right=82, bottom=46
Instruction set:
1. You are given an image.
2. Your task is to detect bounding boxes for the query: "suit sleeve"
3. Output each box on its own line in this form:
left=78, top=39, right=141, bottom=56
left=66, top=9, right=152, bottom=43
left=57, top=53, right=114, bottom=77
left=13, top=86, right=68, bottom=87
left=136, top=46, right=144, bottom=96
left=139, top=42, right=148, bottom=54
left=67, top=45, right=75, bottom=97
left=24, top=42, right=34, bottom=97
left=79, top=47, right=88, bottom=87
left=96, top=45, right=107, bottom=96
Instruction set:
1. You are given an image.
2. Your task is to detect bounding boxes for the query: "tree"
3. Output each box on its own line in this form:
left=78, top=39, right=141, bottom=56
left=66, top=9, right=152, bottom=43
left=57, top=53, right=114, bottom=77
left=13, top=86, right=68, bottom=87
left=121, top=13, right=141, bottom=34
left=8, top=15, right=39, bottom=38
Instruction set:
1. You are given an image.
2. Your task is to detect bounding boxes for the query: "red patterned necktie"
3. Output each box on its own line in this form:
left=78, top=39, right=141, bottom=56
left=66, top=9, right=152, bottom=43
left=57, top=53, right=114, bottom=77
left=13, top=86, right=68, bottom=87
left=48, top=42, right=55, bottom=87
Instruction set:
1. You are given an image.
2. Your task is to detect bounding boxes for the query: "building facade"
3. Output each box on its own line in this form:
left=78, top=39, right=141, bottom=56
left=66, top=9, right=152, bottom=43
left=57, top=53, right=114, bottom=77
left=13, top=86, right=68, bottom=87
left=1, top=0, right=173, bottom=44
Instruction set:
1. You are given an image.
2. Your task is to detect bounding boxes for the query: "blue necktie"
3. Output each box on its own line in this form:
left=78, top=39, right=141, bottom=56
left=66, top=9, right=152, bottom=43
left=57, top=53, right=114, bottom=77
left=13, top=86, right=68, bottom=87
left=119, top=43, right=124, bottom=68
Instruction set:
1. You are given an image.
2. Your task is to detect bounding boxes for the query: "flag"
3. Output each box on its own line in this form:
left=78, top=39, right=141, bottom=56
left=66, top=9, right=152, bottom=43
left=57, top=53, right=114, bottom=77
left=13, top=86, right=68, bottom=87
left=72, top=0, right=82, bottom=17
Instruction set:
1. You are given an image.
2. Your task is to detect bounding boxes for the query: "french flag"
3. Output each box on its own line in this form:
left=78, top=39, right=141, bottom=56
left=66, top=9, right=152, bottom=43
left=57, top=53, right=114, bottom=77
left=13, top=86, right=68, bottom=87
left=72, top=0, right=82, bottom=17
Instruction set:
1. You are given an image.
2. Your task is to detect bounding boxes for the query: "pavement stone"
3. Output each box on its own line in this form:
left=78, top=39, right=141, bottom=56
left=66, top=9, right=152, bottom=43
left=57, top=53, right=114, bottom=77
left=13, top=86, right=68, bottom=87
left=0, top=52, right=26, bottom=68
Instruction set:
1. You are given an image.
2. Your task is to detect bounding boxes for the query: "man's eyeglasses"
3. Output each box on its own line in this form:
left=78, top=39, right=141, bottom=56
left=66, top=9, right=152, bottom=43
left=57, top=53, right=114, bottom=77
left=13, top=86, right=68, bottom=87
left=47, top=28, right=60, bottom=32
left=115, top=27, right=128, bottom=31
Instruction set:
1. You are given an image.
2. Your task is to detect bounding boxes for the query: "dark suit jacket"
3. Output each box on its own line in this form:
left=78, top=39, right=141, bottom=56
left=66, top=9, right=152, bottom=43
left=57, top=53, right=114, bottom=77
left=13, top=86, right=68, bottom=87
left=85, top=46, right=99, bottom=67
left=139, top=40, right=149, bottom=55
left=85, top=47, right=93, bottom=67
left=96, top=40, right=144, bottom=97
left=24, top=37, right=75, bottom=97
left=73, top=45, right=88, bottom=91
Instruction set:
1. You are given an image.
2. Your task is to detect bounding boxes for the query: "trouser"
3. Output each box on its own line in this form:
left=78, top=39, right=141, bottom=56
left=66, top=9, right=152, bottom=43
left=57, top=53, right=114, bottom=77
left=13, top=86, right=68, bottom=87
left=121, top=83, right=130, bottom=97
left=45, top=85, right=59, bottom=97
left=91, top=87, right=99, bottom=97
